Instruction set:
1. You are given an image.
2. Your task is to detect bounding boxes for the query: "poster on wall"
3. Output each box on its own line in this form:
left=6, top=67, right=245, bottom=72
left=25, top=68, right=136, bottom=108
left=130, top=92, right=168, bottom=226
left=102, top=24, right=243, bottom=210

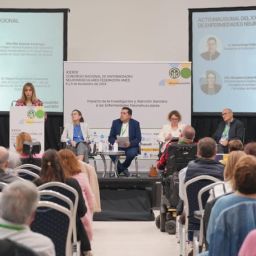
left=64, top=61, right=191, bottom=159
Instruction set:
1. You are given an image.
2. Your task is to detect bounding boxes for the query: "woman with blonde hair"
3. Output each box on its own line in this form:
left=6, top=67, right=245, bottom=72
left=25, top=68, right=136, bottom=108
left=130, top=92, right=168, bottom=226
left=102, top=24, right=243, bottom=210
left=58, top=149, right=94, bottom=241
left=16, top=82, right=43, bottom=106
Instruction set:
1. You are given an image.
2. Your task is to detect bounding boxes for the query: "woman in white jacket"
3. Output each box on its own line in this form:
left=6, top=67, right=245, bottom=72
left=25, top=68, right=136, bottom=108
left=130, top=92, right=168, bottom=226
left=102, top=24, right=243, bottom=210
left=61, top=109, right=91, bottom=162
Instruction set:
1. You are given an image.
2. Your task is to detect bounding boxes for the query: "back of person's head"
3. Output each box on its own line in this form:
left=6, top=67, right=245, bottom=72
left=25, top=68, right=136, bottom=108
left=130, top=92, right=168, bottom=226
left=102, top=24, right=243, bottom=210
left=197, top=137, right=216, bottom=158
left=182, top=125, right=195, bottom=141
left=228, top=139, right=243, bottom=152
left=58, top=149, right=81, bottom=177
left=244, top=142, right=256, bottom=157
left=15, top=132, right=32, bottom=154
left=41, top=149, right=65, bottom=183
left=233, top=155, right=256, bottom=194
left=224, top=150, right=246, bottom=183
left=0, top=146, right=9, bottom=169
left=7, top=150, right=21, bottom=169
left=0, top=180, right=39, bottom=224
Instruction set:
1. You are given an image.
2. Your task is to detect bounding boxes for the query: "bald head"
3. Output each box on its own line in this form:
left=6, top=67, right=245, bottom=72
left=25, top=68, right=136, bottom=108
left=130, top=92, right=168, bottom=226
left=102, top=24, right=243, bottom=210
left=0, top=146, right=9, bottom=169
left=182, top=125, right=195, bottom=141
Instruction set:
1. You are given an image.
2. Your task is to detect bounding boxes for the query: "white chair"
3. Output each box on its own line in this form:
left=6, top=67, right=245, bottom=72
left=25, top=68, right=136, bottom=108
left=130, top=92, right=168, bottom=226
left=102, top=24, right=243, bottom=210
left=39, top=190, right=80, bottom=255
left=0, top=182, right=7, bottom=191
left=16, top=169, right=40, bottom=181
left=15, top=163, right=41, bottom=172
left=179, top=175, right=221, bottom=256
left=31, top=200, right=73, bottom=256
left=38, top=182, right=79, bottom=255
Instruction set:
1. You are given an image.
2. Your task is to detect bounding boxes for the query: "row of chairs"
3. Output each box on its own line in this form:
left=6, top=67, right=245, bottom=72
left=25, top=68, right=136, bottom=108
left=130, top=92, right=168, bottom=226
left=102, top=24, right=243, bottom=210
left=0, top=180, right=80, bottom=256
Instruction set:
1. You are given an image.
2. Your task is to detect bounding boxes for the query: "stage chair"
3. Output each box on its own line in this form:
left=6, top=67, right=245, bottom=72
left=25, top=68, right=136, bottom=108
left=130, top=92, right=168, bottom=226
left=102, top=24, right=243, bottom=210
left=179, top=175, right=221, bottom=256
left=16, top=169, right=40, bottom=181
left=31, top=201, right=73, bottom=256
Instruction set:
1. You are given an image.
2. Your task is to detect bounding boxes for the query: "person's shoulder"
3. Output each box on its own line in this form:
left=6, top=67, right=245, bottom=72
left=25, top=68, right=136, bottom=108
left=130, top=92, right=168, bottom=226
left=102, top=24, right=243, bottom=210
left=200, top=51, right=209, bottom=60
left=15, top=99, right=24, bottom=106
left=130, top=118, right=140, bottom=125
left=28, top=230, right=55, bottom=251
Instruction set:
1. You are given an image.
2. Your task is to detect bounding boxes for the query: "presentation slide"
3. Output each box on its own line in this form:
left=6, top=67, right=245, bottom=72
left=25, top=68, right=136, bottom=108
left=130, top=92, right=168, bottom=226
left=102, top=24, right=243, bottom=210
left=192, top=8, right=256, bottom=113
left=64, top=61, right=191, bottom=159
left=0, top=11, right=65, bottom=112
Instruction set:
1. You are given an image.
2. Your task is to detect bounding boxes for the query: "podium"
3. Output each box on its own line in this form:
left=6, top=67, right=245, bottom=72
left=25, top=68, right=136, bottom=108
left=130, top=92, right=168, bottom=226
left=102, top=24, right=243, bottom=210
left=9, top=106, right=45, bottom=153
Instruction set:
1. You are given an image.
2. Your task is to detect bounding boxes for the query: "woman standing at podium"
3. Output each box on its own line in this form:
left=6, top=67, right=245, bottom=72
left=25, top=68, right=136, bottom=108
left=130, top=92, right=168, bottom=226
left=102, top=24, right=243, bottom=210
left=15, top=82, right=43, bottom=106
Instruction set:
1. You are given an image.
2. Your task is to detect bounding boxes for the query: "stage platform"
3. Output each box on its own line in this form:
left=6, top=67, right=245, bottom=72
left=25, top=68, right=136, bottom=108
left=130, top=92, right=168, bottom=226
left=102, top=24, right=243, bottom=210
left=94, top=173, right=161, bottom=221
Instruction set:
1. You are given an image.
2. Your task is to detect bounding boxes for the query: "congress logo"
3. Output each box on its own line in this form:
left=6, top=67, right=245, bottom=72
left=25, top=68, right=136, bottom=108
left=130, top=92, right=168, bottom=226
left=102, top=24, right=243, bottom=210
left=169, top=68, right=180, bottom=79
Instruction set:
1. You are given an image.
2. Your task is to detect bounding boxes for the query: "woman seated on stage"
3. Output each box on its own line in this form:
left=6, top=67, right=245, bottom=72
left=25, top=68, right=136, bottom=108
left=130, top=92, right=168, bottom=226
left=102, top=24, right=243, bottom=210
left=15, top=82, right=43, bottom=106
left=157, top=110, right=186, bottom=152
left=61, top=109, right=91, bottom=163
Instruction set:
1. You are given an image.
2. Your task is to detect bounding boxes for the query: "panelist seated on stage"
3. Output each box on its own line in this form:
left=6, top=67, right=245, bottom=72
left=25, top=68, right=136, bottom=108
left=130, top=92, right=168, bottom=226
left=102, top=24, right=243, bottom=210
left=108, top=107, right=141, bottom=177
left=15, top=82, right=43, bottom=106
left=61, top=109, right=91, bottom=163
left=213, top=108, right=244, bottom=153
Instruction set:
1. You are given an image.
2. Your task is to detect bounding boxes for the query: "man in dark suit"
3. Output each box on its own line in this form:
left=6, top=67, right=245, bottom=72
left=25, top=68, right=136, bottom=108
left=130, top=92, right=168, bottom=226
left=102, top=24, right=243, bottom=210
left=108, top=107, right=141, bottom=176
left=213, top=108, right=244, bottom=153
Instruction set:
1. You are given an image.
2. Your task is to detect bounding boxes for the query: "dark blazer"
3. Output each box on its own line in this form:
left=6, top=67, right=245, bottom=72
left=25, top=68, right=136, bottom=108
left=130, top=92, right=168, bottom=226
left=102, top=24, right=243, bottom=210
left=213, top=118, right=244, bottom=143
left=108, top=118, right=141, bottom=148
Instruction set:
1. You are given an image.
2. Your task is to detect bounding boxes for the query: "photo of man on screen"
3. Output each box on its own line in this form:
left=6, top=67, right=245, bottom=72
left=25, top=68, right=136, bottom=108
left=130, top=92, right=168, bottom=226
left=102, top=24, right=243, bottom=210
left=201, top=36, right=220, bottom=61
left=201, top=70, right=221, bottom=95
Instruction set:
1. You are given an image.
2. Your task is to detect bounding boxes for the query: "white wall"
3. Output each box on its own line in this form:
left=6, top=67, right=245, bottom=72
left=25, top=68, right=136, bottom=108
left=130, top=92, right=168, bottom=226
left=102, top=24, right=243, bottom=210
left=0, top=0, right=255, bottom=61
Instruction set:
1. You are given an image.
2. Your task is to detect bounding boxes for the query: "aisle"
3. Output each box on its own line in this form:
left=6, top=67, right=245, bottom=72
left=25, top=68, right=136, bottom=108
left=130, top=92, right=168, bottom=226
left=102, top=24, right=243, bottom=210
left=92, top=220, right=180, bottom=256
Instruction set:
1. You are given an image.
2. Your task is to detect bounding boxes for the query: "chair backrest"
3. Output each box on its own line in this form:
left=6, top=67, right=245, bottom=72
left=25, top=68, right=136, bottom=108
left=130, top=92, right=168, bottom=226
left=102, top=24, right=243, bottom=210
left=15, top=164, right=41, bottom=174
left=0, top=239, right=38, bottom=256
left=31, top=201, right=72, bottom=256
left=166, top=143, right=197, bottom=175
left=184, top=175, right=220, bottom=234
left=38, top=182, right=78, bottom=243
left=15, top=169, right=40, bottom=181
left=209, top=201, right=256, bottom=256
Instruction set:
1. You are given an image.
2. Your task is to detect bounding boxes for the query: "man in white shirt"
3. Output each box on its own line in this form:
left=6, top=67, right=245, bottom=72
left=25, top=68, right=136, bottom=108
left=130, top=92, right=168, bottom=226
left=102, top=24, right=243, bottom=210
left=0, top=180, right=55, bottom=256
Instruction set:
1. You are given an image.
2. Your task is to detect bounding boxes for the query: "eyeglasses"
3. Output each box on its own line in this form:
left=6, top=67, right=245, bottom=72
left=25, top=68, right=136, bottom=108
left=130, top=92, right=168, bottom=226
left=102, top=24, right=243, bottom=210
left=222, top=112, right=230, bottom=116
left=170, top=118, right=179, bottom=121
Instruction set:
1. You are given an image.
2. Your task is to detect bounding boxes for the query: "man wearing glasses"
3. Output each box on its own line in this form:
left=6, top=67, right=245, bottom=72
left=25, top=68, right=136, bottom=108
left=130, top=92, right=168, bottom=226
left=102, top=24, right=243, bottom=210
left=108, top=107, right=141, bottom=177
left=213, top=108, right=244, bottom=153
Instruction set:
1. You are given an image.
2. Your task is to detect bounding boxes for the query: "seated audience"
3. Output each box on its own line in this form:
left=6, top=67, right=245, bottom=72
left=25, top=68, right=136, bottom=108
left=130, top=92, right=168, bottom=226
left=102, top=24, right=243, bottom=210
left=228, top=139, right=243, bottom=152
left=239, top=229, right=256, bottom=256
left=58, top=149, right=95, bottom=241
left=15, top=132, right=41, bottom=166
left=157, top=110, right=186, bottom=153
left=0, top=180, right=55, bottom=256
left=185, top=137, right=224, bottom=182
left=35, top=149, right=91, bottom=255
left=0, top=146, right=19, bottom=183
left=79, top=161, right=101, bottom=213
left=61, top=109, right=91, bottom=163
left=244, top=142, right=256, bottom=157
left=157, top=125, right=195, bottom=170
left=203, top=155, right=256, bottom=255
left=213, top=108, right=244, bottom=153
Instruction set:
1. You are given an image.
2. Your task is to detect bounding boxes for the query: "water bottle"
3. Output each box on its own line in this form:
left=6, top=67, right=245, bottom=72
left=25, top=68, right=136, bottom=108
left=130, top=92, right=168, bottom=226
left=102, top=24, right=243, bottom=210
left=113, top=142, right=118, bottom=152
left=98, top=141, right=103, bottom=152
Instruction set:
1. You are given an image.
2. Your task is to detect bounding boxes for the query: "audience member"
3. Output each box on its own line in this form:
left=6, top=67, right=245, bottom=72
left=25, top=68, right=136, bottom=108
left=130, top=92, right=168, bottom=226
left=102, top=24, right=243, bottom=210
left=213, top=108, right=244, bottom=153
left=61, top=109, right=91, bottom=163
left=0, top=146, right=19, bottom=183
left=228, top=139, right=243, bottom=152
left=15, top=82, right=43, bottom=106
left=108, top=107, right=141, bottom=177
left=157, top=125, right=195, bottom=170
left=204, top=155, right=256, bottom=255
left=239, top=229, right=256, bottom=256
left=35, top=149, right=91, bottom=255
left=157, top=110, right=186, bottom=153
left=244, top=142, right=256, bottom=157
left=0, top=180, right=55, bottom=256
left=58, top=149, right=94, bottom=241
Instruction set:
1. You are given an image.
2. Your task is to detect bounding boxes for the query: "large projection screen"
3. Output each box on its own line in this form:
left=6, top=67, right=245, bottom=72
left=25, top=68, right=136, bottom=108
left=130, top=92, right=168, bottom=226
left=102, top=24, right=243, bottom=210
left=0, top=9, right=68, bottom=113
left=190, top=7, right=256, bottom=115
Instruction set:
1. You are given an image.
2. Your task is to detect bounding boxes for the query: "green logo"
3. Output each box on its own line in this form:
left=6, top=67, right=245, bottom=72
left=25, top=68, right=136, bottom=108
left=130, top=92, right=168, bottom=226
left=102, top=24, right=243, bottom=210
left=180, top=68, right=191, bottom=79
left=169, top=68, right=180, bottom=79
left=35, top=109, right=45, bottom=119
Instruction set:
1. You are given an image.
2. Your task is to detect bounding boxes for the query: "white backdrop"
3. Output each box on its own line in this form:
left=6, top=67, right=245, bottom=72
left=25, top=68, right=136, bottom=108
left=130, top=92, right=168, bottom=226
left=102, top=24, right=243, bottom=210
left=64, top=61, right=191, bottom=159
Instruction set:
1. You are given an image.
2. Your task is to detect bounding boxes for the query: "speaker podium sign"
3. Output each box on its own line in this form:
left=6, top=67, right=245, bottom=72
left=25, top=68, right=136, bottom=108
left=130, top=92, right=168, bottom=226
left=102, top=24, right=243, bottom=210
left=9, top=106, right=45, bottom=153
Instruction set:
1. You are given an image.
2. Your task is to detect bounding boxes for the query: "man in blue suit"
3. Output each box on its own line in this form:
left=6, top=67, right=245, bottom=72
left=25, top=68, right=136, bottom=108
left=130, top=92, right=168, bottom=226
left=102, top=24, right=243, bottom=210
left=108, top=107, right=141, bottom=176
